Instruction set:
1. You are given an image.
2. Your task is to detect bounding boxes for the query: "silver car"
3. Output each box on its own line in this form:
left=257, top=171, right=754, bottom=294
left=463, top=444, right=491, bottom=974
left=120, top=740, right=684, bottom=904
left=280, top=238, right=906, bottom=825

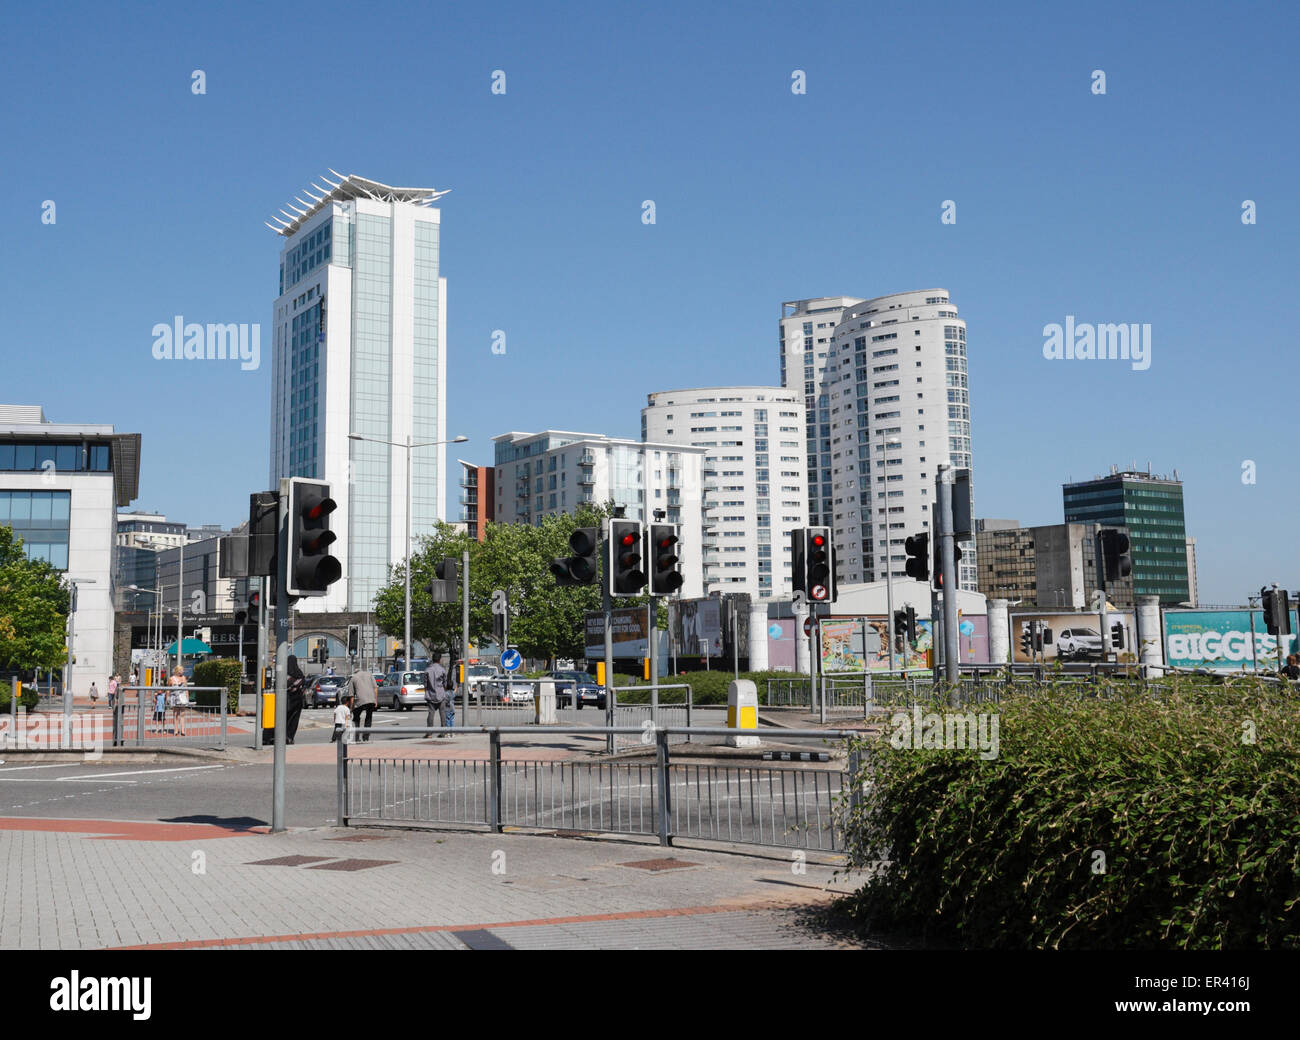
left=484, top=676, right=534, bottom=703
left=377, top=670, right=428, bottom=711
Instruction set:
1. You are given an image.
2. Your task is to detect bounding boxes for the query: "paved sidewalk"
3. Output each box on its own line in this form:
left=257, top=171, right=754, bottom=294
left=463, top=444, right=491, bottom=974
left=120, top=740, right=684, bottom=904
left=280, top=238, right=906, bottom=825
left=0, top=817, right=874, bottom=950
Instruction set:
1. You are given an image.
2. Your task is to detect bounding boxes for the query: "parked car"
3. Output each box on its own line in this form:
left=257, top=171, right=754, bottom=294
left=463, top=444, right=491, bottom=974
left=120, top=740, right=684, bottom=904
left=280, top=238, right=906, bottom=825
left=484, top=676, right=534, bottom=703
left=549, top=670, right=605, bottom=709
left=306, top=675, right=344, bottom=708
left=463, top=664, right=501, bottom=703
left=378, top=670, right=428, bottom=711
left=1057, top=627, right=1104, bottom=660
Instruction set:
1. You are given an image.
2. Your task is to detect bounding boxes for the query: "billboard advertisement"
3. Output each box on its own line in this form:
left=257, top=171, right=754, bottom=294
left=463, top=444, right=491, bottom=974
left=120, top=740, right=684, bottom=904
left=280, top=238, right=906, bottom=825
left=675, top=598, right=724, bottom=658
left=808, top=615, right=989, bottom=671
left=1010, top=611, right=1136, bottom=664
left=584, top=608, right=650, bottom=659
left=1162, top=609, right=1299, bottom=672
left=766, top=618, right=799, bottom=671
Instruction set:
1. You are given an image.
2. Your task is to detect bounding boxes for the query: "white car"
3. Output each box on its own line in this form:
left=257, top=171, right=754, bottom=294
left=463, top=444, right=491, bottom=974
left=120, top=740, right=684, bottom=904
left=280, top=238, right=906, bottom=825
left=485, top=677, right=534, bottom=703
left=1056, top=627, right=1104, bottom=659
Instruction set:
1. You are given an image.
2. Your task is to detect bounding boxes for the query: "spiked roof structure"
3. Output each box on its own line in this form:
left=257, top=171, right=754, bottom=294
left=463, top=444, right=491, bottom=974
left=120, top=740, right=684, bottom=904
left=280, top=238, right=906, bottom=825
left=265, top=170, right=450, bottom=236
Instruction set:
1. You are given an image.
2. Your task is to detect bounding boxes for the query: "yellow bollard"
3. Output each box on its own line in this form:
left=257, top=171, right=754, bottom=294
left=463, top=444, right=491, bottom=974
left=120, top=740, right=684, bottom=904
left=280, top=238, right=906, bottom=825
left=596, top=661, right=605, bottom=686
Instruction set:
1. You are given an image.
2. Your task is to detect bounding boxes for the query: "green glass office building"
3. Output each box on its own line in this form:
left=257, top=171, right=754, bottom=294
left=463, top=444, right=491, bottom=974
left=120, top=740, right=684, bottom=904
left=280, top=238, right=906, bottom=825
left=1062, top=471, right=1189, bottom=604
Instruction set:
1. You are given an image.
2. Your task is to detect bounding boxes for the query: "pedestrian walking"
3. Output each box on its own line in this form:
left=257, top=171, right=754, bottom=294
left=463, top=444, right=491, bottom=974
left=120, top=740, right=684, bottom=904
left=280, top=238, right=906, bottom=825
left=286, top=655, right=306, bottom=745
left=88, top=682, right=100, bottom=704
left=167, top=666, right=189, bottom=736
left=153, top=687, right=167, bottom=731
left=348, top=667, right=378, bottom=741
left=424, top=658, right=449, bottom=737
left=107, top=675, right=119, bottom=709
left=331, top=696, right=352, bottom=743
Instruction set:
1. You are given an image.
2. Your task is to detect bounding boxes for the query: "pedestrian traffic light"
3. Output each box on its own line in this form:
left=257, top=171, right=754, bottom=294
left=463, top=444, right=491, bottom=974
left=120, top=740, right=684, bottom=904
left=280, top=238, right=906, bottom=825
left=248, top=491, right=279, bottom=576
left=934, top=543, right=964, bottom=589
left=804, top=527, right=835, bottom=603
left=649, top=523, right=684, bottom=595
left=904, top=532, right=929, bottom=581
left=430, top=557, right=459, bottom=602
left=1262, top=587, right=1291, bottom=636
left=1100, top=529, right=1132, bottom=582
left=905, top=606, right=917, bottom=648
left=551, top=527, right=600, bottom=586
left=609, top=519, right=646, bottom=597
left=286, top=479, right=341, bottom=596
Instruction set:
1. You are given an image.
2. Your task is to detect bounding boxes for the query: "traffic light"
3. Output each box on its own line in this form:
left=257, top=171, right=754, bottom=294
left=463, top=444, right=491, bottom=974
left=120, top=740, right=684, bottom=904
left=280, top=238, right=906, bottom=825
left=246, top=591, right=260, bottom=623
left=893, top=610, right=908, bottom=645
left=1100, top=529, right=1132, bottom=582
left=1110, top=622, right=1125, bottom=649
left=1020, top=623, right=1034, bottom=657
left=934, top=543, right=964, bottom=589
left=347, top=624, right=359, bottom=656
left=248, top=491, right=279, bottom=576
left=1262, top=587, right=1292, bottom=637
left=609, top=519, right=646, bottom=597
left=550, top=527, right=600, bottom=587
left=905, top=606, right=917, bottom=648
left=804, top=527, right=835, bottom=603
left=430, top=557, right=459, bottom=602
left=649, top=523, right=684, bottom=595
left=904, top=533, right=929, bottom=581
left=286, top=479, right=341, bottom=596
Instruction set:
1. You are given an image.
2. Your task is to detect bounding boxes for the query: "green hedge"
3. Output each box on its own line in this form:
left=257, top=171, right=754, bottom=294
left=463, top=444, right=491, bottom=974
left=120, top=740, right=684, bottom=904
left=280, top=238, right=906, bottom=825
left=0, top=681, right=39, bottom=712
left=613, top=670, right=799, bottom=705
left=836, top=677, right=1300, bottom=948
left=190, top=659, right=243, bottom=713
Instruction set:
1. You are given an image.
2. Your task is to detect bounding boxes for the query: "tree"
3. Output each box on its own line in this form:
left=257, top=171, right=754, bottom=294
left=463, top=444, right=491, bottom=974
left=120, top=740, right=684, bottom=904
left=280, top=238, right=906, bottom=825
left=372, top=522, right=477, bottom=663
left=0, top=526, right=71, bottom=671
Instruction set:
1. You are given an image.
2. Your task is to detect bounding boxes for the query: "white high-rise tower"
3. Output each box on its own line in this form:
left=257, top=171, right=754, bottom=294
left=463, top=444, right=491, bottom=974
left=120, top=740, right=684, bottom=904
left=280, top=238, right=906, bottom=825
left=267, top=172, right=450, bottom=612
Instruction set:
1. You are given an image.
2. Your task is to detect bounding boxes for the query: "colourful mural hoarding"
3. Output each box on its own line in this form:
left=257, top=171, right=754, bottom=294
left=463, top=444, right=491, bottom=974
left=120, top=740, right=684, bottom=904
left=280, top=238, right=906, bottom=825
left=1162, top=609, right=1299, bottom=671
left=811, top=615, right=990, bottom=671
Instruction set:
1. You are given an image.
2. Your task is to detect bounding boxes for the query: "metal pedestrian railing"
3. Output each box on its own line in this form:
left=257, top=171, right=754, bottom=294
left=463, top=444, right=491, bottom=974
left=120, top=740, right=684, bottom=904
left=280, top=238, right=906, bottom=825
left=1, top=685, right=228, bottom=752
left=607, top=684, right=694, bottom=752
left=338, top=725, right=856, bottom=852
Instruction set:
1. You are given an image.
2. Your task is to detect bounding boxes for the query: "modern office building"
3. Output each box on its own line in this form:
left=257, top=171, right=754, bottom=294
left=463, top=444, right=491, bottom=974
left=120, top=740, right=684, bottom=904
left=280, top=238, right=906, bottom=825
left=821, top=290, right=976, bottom=589
left=779, top=297, right=864, bottom=527
left=641, top=388, right=807, bottom=600
left=975, top=519, right=1135, bottom=609
left=0, top=404, right=140, bottom=694
left=492, top=430, right=706, bottom=599
left=458, top=460, right=495, bottom=542
left=1062, top=468, right=1189, bottom=604
left=267, top=172, right=450, bottom=613
left=116, top=511, right=187, bottom=550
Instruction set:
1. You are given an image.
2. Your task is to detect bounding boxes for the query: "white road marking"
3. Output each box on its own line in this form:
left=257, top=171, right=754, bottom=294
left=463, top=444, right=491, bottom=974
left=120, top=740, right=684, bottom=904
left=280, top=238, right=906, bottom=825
left=0, top=763, right=73, bottom=773
left=57, top=765, right=229, bottom=781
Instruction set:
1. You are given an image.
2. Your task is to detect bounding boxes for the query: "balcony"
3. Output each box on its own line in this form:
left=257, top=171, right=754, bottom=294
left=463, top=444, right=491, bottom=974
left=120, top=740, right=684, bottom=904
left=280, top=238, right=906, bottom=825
left=579, top=454, right=596, bottom=466
left=577, top=474, right=595, bottom=486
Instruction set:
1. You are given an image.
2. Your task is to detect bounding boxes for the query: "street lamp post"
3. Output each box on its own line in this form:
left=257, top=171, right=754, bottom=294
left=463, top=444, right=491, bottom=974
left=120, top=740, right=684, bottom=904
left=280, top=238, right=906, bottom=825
left=349, top=431, right=467, bottom=677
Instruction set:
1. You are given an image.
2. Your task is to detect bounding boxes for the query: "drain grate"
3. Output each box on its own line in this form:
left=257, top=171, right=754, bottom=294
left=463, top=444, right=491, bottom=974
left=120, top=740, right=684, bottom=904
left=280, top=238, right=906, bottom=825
left=305, top=858, right=398, bottom=872
left=246, top=856, right=334, bottom=867
left=619, top=858, right=700, bottom=872
left=324, top=835, right=389, bottom=842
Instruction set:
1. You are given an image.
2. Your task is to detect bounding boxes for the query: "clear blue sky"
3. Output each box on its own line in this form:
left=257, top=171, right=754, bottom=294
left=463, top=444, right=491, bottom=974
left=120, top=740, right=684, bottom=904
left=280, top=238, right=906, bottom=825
left=4, top=0, right=1297, bottom=604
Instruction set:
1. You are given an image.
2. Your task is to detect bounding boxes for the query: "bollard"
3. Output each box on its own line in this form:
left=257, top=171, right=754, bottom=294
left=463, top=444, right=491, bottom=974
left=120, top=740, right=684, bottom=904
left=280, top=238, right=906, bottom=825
left=726, top=679, right=760, bottom=748
left=655, top=727, right=672, bottom=846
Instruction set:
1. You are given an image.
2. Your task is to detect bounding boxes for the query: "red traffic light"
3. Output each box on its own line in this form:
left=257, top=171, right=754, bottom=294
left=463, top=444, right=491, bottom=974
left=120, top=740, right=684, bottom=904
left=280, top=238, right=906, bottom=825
left=811, top=534, right=826, bottom=547
left=621, top=532, right=637, bottom=546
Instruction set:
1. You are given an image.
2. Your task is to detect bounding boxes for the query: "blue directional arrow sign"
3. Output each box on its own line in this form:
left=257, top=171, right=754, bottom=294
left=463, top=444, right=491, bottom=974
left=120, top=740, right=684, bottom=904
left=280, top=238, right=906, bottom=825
left=501, top=648, right=522, bottom=672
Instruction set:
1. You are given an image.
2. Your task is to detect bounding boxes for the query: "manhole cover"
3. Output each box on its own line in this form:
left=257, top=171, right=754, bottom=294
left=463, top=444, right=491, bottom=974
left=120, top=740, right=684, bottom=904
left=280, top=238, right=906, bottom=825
left=305, top=858, right=399, bottom=872
left=324, top=835, right=388, bottom=842
left=619, top=858, right=700, bottom=871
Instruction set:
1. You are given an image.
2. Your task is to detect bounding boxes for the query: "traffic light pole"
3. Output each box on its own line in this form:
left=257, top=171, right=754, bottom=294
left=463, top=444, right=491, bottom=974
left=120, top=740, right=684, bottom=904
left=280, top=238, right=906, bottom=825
left=885, top=564, right=896, bottom=672
left=937, top=466, right=959, bottom=684
left=272, top=478, right=290, bottom=833
left=254, top=580, right=266, bottom=750
left=1096, top=530, right=1111, bottom=660
left=602, top=519, right=614, bottom=757
left=460, top=549, right=469, bottom=729
left=1272, top=583, right=1285, bottom=674
left=648, top=593, right=658, bottom=726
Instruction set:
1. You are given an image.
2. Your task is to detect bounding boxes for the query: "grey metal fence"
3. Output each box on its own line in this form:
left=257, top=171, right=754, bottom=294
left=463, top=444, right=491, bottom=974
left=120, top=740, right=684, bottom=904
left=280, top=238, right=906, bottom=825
left=339, top=725, right=854, bottom=852
left=114, top=685, right=228, bottom=750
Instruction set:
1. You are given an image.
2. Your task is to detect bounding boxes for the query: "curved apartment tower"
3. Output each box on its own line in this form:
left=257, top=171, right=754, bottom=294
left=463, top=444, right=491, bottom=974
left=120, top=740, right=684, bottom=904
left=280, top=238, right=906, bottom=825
left=823, top=289, right=976, bottom=590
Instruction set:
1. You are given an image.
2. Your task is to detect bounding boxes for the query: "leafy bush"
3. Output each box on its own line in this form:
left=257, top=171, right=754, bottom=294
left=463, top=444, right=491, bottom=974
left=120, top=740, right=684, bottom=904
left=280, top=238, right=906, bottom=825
left=837, top=677, right=1300, bottom=949
left=0, top=681, right=39, bottom=712
left=190, top=659, right=243, bottom=713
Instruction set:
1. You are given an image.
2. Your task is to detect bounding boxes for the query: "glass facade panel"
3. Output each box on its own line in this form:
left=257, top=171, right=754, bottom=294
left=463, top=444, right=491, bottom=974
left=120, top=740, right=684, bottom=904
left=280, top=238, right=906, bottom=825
left=0, top=491, right=71, bottom=571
